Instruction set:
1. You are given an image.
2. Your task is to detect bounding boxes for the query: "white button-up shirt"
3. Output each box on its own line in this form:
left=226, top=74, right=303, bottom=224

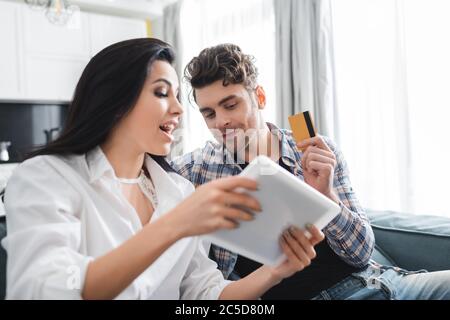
left=1, top=146, right=230, bottom=299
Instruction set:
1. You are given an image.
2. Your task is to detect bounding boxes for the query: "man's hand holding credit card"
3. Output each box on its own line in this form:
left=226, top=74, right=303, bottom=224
left=288, top=111, right=340, bottom=204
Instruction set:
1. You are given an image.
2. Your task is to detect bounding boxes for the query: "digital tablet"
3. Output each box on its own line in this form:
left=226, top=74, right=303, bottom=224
left=203, top=155, right=341, bottom=266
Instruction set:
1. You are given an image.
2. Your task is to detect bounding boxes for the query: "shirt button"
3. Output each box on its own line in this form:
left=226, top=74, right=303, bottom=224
left=341, top=250, right=346, bottom=254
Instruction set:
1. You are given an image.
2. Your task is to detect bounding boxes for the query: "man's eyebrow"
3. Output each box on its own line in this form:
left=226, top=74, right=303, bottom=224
left=218, top=95, right=237, bottom=106
left=199, top=107, right=213, bottom=114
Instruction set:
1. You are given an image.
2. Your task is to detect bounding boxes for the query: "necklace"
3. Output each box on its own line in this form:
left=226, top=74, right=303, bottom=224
left=139, top=171, right=159, bottom=209
left=115, top=172, right=142, bottom=184
left=115, top=170, right=158, bottom=209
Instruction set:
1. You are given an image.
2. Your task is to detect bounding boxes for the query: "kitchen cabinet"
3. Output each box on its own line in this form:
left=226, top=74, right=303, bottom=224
left=0, top=1, right=23, bottom=100
left=21, top=7, right=91, bottom=101
left=23, top=7, right=91, bottom=58
left=24, top=55, right=87, bottom=101
left=0, top=0, right=148, bottom=103
left=89, top=13, right=147, bottom=56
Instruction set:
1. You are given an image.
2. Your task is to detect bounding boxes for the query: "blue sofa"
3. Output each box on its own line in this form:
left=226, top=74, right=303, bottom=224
left=367, top=209, right=450, bottom=272
left=0, top=210, right=449, bottom=299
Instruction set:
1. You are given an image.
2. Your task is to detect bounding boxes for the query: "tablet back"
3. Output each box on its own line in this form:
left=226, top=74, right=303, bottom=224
left=203, top=156, right=340, bottom=266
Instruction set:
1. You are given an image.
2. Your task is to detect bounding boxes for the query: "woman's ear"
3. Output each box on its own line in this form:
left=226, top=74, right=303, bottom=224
left=255, top=86, right=266, bottom=109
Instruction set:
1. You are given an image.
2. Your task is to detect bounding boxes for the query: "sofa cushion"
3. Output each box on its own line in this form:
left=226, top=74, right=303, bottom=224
left=367, top=209, right=450, bottom=272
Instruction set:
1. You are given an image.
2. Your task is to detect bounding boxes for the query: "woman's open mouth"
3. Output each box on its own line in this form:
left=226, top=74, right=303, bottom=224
left=159, top=120, right=178, bottom=141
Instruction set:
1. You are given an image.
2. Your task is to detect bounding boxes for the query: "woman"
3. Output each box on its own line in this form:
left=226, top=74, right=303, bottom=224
left=1, top=38, right=323, bottom=299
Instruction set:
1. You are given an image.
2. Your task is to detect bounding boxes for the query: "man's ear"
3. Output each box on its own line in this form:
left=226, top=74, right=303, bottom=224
left=255, top=86, right=266, bottom=109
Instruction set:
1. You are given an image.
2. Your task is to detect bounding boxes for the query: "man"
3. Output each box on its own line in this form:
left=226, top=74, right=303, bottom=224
left=171, top=44, right=450, bottom=299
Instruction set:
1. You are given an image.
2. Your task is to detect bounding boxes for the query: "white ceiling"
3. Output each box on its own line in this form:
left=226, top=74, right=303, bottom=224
left=72, top=0, right=177, bottom=19
left=4, top=0, right=180, bottom=19
left=146, top=0, right=179, bottom=6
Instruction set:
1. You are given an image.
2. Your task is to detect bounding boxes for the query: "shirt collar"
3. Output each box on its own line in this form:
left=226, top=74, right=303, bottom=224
left=86, top=146, right=185, bottom=204
left=144, top=155, right=185, bottom=208
left=86, top=146, right=115, bottom=183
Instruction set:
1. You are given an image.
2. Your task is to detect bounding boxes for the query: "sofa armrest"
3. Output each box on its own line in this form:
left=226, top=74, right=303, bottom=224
left=367, top=209, right=450, bottom=272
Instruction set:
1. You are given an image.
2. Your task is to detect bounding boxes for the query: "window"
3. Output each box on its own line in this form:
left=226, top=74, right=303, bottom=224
left=179, top=0, right=276, bottom=152
left=332, top=0, right=450, bottom=217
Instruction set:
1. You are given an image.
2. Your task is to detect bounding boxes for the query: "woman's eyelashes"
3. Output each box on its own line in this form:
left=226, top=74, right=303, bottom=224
left=154, top=90, right=168, bottom=98
left=154, top=87, right=180, bottom=101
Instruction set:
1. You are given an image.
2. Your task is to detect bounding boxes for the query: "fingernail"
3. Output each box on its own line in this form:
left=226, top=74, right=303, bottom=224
left=306, top=223, right=313, bottom=230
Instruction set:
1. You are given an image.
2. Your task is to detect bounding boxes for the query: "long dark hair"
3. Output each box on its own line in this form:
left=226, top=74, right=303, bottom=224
left=27, top=38, right=175, bottom=172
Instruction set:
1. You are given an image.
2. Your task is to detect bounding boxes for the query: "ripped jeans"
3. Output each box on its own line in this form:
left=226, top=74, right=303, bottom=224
left=312, top=263, right=450, bottom=300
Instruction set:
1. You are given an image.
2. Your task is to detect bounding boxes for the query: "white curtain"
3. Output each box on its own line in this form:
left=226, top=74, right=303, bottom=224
left=274, top=0, right=339, bottom=140
left=332, top=0, right=450, bottom=217
left=179, top=0, right=276, bottom=152
left=160, top=0, right=187, bottom=157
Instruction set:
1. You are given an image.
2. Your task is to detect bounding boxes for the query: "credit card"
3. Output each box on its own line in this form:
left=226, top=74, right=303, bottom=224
left=288, top=111, right=316, bottom=152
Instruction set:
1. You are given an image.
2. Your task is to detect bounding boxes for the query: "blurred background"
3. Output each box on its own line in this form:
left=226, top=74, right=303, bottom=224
left=1, top=0, right=449, bottom=218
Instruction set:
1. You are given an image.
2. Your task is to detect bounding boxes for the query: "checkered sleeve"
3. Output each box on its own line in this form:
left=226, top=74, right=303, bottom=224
left=209, top=244, right=237, bottom=279
left=170, top=150, right=202, bottom=183
left=322, top=137, right=375, bottom=268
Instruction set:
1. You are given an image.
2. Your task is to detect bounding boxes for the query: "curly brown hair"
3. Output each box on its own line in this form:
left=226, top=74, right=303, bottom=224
left=184, top=44, right=259, bottom=100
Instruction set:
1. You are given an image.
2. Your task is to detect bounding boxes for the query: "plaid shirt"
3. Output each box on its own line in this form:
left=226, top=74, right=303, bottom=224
left=171, top=123, right=375, bottom=279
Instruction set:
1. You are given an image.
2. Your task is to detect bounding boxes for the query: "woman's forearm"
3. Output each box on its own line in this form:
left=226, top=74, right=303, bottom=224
left=82, top=214, right=183, bottom=300
left=219, top=265, right=282, bottom=300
